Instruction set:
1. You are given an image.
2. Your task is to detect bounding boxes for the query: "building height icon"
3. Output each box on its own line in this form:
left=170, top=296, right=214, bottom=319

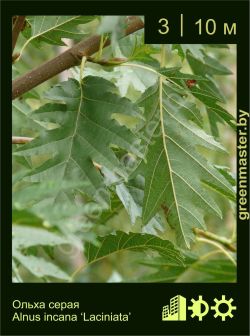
left=162, top=295, right=186, bottom=321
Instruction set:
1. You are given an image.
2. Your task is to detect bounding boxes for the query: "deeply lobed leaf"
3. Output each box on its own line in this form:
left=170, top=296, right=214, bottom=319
left=14, top=76, right=142, bottom=200
left=137, top=79, right=235, bottom=248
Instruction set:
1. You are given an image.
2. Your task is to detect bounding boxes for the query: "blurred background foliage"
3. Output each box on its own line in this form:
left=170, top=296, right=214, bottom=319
left=12, top=16, right=236, bottom=283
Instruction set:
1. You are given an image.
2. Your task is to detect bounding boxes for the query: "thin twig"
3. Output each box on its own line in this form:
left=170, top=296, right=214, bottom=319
left=196, top=237, right=236, bottom=266
left=194, top=228, right=236, bottom=252
left=199, top=249, right=224, bottom=261
left=12, top=136, right=33, bottom=144
left=12, top=16, right=26, bottom=55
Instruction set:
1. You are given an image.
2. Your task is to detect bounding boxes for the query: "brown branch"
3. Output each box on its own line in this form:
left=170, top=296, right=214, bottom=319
left=12, top=16, right=144, bottom=100
left=12, top=136, right=33, bottom=144
left=12, top=16, right=26, bottom=54
left=194, top=228, right=236, bottom=252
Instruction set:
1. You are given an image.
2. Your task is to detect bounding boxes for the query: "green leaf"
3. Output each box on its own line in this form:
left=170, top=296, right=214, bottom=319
left=172, top=44, right=204, bottom=61
left=138, top=255, right=236, bottom=283
left=96, top=192, right=123, bottom=224
left=102, top=168, right=165, bottom=231
left=12, top=100, right=44, bottom=137
left=159, top=67, right=206, bottom=82
left=13, top=182, right=93, bottom=233
left=159, top=65, right=236, bottom=130
left=12, top=209, right=43, bottom=227
left=214, top=165, right=236, bottom=187
left=139, top=80, right=235, bottom=248
left=12, top=226, right=72, bottom=280
left=22, top=16, right=95, bottom=49
left=184, top=52, right=236, bottom=131
left=200, top=77, right=226, bottom=104
left=117, top=178, right=165, bottom=232
left=14, top=77, right=142, bottom=199
left=190, top=87, right=236, bottom=129
left=12, top=226, right=69, bottom=249
left=128, top=43, right=160, bottom=68
left=207, top=109, right=220, bottom=138
left=13, top=180, right=84, bottom=208
left=191, top=259, right=236, bottom=282
left=202, top=52, right=232, bottom=75
left=116, top=183, right=141, bottom=224
left=187, top=52, right=232, bottom=76
left=139, top=268, right=185, bottom=282
left=139, top=250, right=197, bottom=268
left=85, top=231, right=184, bottom=266
left=13, top=251, right=70, bottom=281
left=137, top=251, right=195, bottom=282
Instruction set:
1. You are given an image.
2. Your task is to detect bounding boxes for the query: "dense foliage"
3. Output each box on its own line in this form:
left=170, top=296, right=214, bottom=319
left=12, top=16, right=236, bottom=282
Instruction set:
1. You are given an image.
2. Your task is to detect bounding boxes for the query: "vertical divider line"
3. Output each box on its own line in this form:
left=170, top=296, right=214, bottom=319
left=180, top=14, right=184, bottom=37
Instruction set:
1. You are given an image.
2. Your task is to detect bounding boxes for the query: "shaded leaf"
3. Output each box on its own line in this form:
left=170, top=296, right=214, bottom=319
left=13, top=180, right=84, bottom=207
left=187, top=52, right=232, bottom=76
left=12, top=226, right=69, bottom=249
left=96, top=192, right=123, bottom=224
left=12, top=100, right=44, bottom=137
left=13, top=251, right=70, bottom=281
left=138, top=254, right=236, bottom=283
